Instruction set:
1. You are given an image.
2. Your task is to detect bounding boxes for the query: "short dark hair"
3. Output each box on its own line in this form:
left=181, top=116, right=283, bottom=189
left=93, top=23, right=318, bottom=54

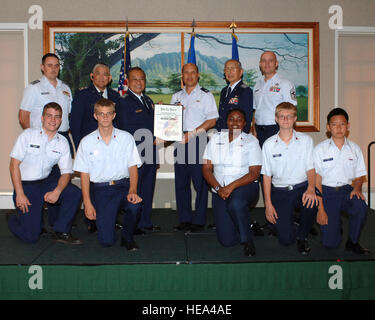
left=42, top=53, right=60, bottom=64
left=327, top=107, right=349, bottom=123
left=226, top=108, right=246, bottom=121
left=42, top=102, right=62, bottom=116
left=128, top=66, right=146, bottom=79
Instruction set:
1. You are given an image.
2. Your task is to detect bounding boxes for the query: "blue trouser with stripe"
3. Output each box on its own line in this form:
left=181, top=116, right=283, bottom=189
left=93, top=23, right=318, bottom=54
left=174, top=134, right=208, bottom=226
left=90, top=179, right=142, bottom=247
left=8, top=180, right=81, bottom=243
left=271, top=182, right=318, bottom=245
left=320, top=185, right=368, bottom=249
left=213, top=182, right=259, bottom=247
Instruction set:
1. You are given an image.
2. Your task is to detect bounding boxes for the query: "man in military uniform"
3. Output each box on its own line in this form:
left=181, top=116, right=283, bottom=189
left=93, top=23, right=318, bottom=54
left=19, top=53, right=73, bottom=153
left=9, top=102, right=82, bottom=244
left=70, top=63, right=120, bottom=150
left=252, top=51, right=297, bottom=147
left=170, top=63, right=218, bottom=233
left=216, top=59, right=253, bottom=133
left=115, top=67, right=160, bottom=234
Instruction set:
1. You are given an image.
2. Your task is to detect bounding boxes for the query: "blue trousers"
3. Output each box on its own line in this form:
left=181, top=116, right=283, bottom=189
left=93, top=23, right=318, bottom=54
left=174, top=135, right=208, bottom=225
left=137, top=163, right=157, bottom=229
left=212, top=182, right=259, bottom=247
left=320, top=185, right=368, bottom=248
left=271, top=182, right=317, bottom=245
left=255, top=124, right=279, bottom=148
left=91, top=180, right=142, bottom=247
left=46, top=131, right=74, bottom=227
left=9, top=180, right=81, bottom=243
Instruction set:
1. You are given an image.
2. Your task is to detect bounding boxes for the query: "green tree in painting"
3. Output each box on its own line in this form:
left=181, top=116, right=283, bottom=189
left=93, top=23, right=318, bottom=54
left=166, top=72, right=182, bottom=94
left=242, top=69, right=258, bottom=89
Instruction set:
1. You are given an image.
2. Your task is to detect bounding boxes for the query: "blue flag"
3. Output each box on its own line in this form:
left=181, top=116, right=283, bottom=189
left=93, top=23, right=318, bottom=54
left=232, top=33, right=239, bottom=61
left=118, top=32, right=131, bottom=96
left=187, top=32, right=196, bottom=64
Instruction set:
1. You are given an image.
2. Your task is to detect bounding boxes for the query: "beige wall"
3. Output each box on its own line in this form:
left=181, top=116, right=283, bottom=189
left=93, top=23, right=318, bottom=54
left=1, top=0, right=375, bottom=200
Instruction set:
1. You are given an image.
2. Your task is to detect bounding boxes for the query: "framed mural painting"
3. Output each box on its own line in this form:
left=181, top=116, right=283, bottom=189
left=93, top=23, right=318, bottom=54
left=44, top=21, right=319, bottom=131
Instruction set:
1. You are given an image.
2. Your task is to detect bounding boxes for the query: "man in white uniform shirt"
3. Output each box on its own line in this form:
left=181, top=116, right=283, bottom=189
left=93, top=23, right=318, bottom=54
left=252, top=51, right=297, bottom=147
left=261, top=102, right=318, bottom=255
left=19, top=53, right=73, bottom=152
left=8, top=103, right=82, bottom=244
left=74, top=98, right=142, bottom=251
left=170, top=63, right=219, bottom=233
left=314, top=108, right=370, bottom=255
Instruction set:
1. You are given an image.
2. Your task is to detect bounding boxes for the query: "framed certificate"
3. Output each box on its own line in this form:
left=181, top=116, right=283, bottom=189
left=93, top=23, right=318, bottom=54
left=154, top=104, right=183, bottom=141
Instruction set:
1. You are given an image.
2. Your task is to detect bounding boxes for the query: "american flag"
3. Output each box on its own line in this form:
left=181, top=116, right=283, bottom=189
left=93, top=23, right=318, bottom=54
left=118, top=32, right=131, bottom=96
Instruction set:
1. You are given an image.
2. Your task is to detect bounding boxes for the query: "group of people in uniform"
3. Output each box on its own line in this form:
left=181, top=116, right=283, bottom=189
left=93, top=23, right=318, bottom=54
left=7, top=50, right=370, bottom=257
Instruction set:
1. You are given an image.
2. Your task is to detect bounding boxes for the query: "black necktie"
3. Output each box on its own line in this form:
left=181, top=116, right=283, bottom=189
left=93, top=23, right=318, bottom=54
left=99, top=91, right=104, bottom=98
left=225, top=86, right=231, bottom=98
left=141, top=96, right=151, bottom=112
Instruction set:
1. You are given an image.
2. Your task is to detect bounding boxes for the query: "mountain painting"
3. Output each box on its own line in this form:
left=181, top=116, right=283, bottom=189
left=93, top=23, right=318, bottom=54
left=55, top=32, right=310, bottom=122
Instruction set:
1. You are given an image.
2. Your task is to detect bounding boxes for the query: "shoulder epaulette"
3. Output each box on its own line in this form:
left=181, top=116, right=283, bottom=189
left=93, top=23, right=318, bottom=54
left=241, top=83, right=249, bottom=89
left=30, top=80, right=40, bottom=85
left=200, top=87, right=209, bottom=93
left=79, top=86, right=88, bottom=91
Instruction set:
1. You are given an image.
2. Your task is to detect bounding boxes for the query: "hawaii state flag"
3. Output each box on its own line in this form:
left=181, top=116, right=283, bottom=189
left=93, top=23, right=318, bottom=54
left=118, top=32, right=131, bottom=96
left=187, top=32, right=196, bottom=64
left=232, top=32, right=239, bottom=61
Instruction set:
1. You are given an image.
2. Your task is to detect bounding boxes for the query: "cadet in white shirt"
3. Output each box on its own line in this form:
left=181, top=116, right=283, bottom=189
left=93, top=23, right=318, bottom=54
left=252, top=51, right=297, bottom=147
left=262, top=102, right=318, bottom=255
left=203, top=109, right=261, bottom=256
left=314, top=108, right=370, bottom=255
left=19, top=53, right=72, bottom=150
left=170, top=63, right=219, bottom=233
left=8, top=103, right=82, bottom=244
left=73, top=98, right=142, bottom=251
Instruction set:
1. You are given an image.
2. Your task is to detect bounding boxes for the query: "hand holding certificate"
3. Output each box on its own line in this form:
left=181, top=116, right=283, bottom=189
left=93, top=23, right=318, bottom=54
left=154, top=104, right=183, bottom=141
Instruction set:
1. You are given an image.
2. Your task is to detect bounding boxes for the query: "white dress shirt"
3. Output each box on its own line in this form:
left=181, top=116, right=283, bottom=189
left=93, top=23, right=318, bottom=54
left=10, top=128, right=73, bottom=181
left=170, top=84, right=218, bottom=131
left=20, top=76, right=72, bottom=132
left=261, top=130, right=314, bottom=187
left=253, top=73, right=297, bottom=126
left=313, top=138, right=367, bottom=187
left=203, top=131, right=262, bottom=190
left=73, top=127, right=142, bottom=183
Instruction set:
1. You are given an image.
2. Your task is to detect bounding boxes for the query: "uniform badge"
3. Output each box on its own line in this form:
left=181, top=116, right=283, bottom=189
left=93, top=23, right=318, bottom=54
left=290, top=88, right=297, bottom=101
left=135, top=109, right=143, bottom=113
left=41, top=92, right=50, bottom=95
left=229, top=97, right=239, bottom=105
left=63, top=91, right=71, bottom=98
left=270, top=84, right=280, bottom=92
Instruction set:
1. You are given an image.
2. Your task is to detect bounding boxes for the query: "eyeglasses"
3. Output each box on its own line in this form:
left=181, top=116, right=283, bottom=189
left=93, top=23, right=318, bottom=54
left=277, top=114, right=295, bottom=120
left=96, top=111, right=114, bottom=118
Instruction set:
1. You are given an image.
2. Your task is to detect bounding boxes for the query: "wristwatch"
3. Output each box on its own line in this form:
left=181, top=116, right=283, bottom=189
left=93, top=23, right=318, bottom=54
left=214, top=186, right=221, bottom=192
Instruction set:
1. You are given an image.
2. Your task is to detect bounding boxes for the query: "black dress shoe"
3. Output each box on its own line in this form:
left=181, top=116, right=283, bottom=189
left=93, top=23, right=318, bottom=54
left=174, top=222, right=192, bottom=231
left=121, top=238, right=139, bottom=251
left=144, top=225, right=161, bottom=231
left=115, top=223, right=123, bottom=230
left=87, top=223, right=97, bottom=233
left=250, top=220, right=264, bottom=236
left=134, top=228, right=146, bottom=235
left=40, top=227, right=51, bottom=237
left=345, top=239, right=371, bottom=255
left=243, top=240, right=256, bottom=257
left=53, top=232, right=82, bottom=245
left=297, top=239, right=311, bottom=255
left=207, top=224, right=216, bottom=230
left=185, top=224, right=204, bottom=234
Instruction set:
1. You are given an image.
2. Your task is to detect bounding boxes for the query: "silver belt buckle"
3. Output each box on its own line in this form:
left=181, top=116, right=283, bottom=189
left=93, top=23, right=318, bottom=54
left=109, top=180, right=116, bottom=185
left=287, top=185, right=293, bottom=191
